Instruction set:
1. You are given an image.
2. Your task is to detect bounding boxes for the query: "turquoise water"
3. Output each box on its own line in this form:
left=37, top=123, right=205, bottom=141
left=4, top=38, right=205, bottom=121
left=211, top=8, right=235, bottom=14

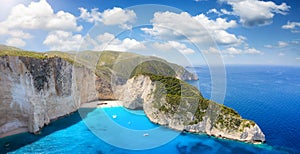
left=0, top=107, right=291, bottom=154
left=1, top=65, right=299, bottom=153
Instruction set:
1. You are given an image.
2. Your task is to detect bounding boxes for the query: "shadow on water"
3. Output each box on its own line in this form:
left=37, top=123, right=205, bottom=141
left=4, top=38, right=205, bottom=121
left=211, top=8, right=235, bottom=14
left=0, top=108, right=95, bottom=154
left=176, top=142, right=213, bottom=154
left=213, top=136, right=297, bottom=154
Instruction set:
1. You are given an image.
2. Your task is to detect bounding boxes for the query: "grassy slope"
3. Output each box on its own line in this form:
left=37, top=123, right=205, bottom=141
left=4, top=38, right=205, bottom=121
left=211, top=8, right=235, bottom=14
left=0, top=45, right=46, bottom=59
left=0, top=45, right=194, bottom=85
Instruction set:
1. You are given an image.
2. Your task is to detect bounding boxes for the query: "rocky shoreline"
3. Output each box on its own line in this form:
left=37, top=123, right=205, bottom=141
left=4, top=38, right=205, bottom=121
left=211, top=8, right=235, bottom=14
left=0, top=54, right=265, bottom=144
left=116, top=75, right=266, bottom=144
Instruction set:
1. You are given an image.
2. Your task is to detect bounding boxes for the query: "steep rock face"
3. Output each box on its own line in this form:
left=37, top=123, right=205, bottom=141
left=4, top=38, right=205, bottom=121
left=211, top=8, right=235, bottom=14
left=176, top=71, right=198, bottom=81
left=95, top=76, right=115, bottom=100
left=170, top=64, right=198, bottom=81
left=114, top=75, right=154, bottom=109
left=0, top=56, right=100, bottom=137
left=116, top=75, right=265, bottom=143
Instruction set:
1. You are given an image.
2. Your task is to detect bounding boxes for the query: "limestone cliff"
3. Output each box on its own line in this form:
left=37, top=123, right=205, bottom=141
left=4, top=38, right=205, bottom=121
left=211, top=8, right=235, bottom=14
left=115, top=75, right=265, bottom=143
left=0, top=45, right=197, bottom=137
left=0, top=56, right=102, bottom=137
left=0, top=46, right=264, bottom=144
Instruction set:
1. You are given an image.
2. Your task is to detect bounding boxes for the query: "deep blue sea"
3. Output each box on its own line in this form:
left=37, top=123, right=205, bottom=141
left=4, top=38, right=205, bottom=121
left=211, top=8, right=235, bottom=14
left=188, top=65, right=300, bottom=153
left=0, top=65, right=299, bottom=154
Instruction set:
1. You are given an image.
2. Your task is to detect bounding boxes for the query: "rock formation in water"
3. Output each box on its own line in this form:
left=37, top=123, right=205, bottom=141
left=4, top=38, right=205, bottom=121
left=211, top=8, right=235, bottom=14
left=115, top=75, right=266, bottom=143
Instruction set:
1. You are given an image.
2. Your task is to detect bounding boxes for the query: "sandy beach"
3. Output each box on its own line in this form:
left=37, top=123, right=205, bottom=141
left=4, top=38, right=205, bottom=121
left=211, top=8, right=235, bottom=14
left=80, top=100, right=123, bottom=108
left=0, top=101, right=122, bottom=139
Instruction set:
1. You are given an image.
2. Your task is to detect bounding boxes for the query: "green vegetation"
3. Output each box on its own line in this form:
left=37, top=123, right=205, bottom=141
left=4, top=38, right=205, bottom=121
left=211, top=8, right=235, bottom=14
left=134, top=73, right=205, bottom=118
left=130, top=60, right=176, bottom=78
left=46, top=51, right=76, bottom=64
left=0, top=44, right=256, bottom=131
left=98, top=51, right=180, bottom=80
left=191, top=98, right=210, bottom=123
left=1, top=44, right=195, bottom=83
left=134, top=71, right=256, bottom=130
left=0, top=45, right=76, bottom=64
left=220, top=105, right=240, bottom=117
left=214, top=104, right=256, bottom=131
left=132, top=71, right=250, bottom=129
left=0, top=45, right=46, bottom=59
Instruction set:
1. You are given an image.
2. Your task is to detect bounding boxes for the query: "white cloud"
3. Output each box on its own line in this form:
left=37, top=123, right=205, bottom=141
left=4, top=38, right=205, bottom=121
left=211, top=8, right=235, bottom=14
left=278, top=41, right=288, bottom=48
left=219, top=0, right=290, bottom=27
left=96, top=32, right=115, bottom=43
left=152, top=42, right=172, bottom=51
left=142, top=11, right=241, bottom=46
left=207, top=9, right=222, bottom=16
left=79, top=7, right=136, bottom=29
left=224, top=47, right=242, bottom=55
left=78, top=8, right=101, bottom=23
left=43, top=31, right=83, bottom=51
left=213, top=30, right=241, bottom=45
left=6, top=38, right=26, bottom=47
left=243, top=47, right=262, bottom=54
left=82, top=32, right=145, bottom=52
left=296, top=57, right=300, bottom=60
left=9, top=30, right=33, bottom=39
left=193, top=14, right=237, bottom=30
left=0, top=0, right=82, bottom=49
left=282, top=21, right=300, bottom=33
left=203, top=46, right=262, bottom=55
left=0, top=26, right=8, bottom=35
left=102, top=7, right=136, bottom=26
left=223, top=47, right=262, bottom=55
left=203, top=47, right=220, bottom=54
left=278, top=52, right=285, bottom=56
left=265, top=41, right=289, bottom=48
left=264, top=44, right=273, bottom=48
left=153, top=41, right=195, bottom=54
left=0, top=29, right=33, bottom=39
left=1, top=0, right=82, bottom=32
left=47, top=11, right=82, bottom=31
left=79, top=33, right=142, bottom=52
left=220, top=9, right=233, bottom=15
left=103, top=38, right=145, bottom=51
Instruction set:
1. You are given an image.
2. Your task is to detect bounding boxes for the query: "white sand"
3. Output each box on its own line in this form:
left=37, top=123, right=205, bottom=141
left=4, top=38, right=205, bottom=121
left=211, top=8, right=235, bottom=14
left=80, top=100, right=123, bottom=108
left=0, top=101, right=122, bottom=138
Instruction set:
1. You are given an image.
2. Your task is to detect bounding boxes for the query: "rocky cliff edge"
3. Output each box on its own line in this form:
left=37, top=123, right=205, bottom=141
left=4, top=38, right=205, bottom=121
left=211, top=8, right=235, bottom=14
left=115, top=75, right=265, bottom=143
left=0, top=56, right=103, bottom=137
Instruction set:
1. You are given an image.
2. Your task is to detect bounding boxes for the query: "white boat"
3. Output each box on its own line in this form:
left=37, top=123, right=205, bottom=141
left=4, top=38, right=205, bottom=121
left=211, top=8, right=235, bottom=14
left=112, top=115, right=117, bottom=119
left=143, top=133, right=149, bottom=136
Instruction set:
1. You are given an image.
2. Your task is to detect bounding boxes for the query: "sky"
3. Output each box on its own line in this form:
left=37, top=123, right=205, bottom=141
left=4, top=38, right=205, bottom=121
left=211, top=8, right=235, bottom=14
left=0, top=0, right=299, bottom=66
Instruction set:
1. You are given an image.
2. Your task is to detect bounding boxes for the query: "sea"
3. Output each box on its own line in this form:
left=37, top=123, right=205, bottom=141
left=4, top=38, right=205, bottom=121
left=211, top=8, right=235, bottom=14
left=0, top=65, right=299, bottom=154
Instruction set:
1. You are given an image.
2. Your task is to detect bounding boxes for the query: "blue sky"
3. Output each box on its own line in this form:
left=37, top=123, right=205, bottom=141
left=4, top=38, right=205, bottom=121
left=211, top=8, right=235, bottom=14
left=0, top=0, right=299, bottom=66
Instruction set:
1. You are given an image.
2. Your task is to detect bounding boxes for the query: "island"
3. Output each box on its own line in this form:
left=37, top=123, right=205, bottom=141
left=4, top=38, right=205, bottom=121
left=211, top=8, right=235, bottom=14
left=0, top=45, right=265, bottom=144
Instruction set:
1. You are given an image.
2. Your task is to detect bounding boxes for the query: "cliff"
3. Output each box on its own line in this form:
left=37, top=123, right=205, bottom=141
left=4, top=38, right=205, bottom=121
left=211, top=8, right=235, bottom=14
left=0, top=45, right=264, bottom=144
left=115, top=75, right=266, bottom=143
left=0, top=45, right=197, bottom=137
left=0, top=55, right=102, bottom=137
